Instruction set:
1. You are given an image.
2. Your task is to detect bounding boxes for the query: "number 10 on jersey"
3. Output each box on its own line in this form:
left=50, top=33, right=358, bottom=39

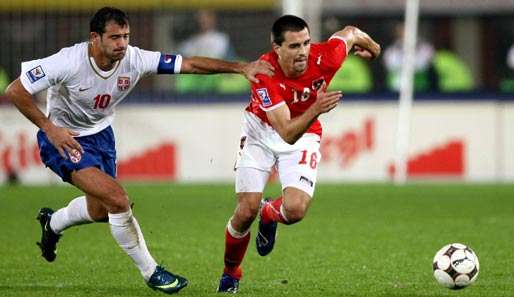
left=93, top=94, right=111, bottom=109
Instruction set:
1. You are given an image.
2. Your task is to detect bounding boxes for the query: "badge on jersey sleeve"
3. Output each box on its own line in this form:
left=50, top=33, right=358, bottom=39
left=117, top=76, right=130, bottom=91
left=256, top=88, right=272, bottom=107
left=26, top=65, right=46, bottom=83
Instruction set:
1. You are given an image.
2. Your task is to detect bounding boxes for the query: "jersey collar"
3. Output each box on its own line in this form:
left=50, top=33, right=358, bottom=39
left=87, top=43, right=121, bottom=79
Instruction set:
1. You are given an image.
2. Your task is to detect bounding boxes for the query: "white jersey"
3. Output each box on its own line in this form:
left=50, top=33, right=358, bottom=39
left=20, top=42, right=182, bottom=136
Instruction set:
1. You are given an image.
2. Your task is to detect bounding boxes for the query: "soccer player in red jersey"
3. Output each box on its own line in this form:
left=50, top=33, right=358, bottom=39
left=217, top=15, right=381, bottom=293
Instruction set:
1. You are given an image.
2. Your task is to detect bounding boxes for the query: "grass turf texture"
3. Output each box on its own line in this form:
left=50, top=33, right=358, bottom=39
left=0, top=183, right=513, bottom=297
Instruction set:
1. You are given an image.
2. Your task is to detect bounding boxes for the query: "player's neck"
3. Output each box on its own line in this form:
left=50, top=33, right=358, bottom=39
left=89, top=43, right=118, bottom=71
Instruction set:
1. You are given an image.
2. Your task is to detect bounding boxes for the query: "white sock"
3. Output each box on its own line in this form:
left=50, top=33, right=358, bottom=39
left=50, top=196, right=93, bottom=234
left=108, top=209, right=158, bottom=281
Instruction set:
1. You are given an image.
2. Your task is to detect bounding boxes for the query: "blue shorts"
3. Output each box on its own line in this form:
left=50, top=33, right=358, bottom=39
left=37, top=126, right=117, bottom=183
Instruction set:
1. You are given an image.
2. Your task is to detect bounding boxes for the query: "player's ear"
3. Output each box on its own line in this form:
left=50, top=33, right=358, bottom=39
left=272, top=42, right=281, bottom=55
left=90, top=32, right=100, bottom=43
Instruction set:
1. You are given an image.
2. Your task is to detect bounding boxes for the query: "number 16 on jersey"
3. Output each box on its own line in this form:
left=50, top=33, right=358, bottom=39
left=299, top=150, right=318, bottom=169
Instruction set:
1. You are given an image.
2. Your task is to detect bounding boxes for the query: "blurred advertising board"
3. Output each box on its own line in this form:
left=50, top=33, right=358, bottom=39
left=1, top=100, right=513, bottom=184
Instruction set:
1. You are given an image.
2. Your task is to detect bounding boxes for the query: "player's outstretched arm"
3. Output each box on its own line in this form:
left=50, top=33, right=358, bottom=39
left=180, top=57, right=274, bottom=83
left=333, top=26, right=381, bottom=60
left=266, top=87, right=342, bottom=145
left=5, top=78, right=83, bottom=158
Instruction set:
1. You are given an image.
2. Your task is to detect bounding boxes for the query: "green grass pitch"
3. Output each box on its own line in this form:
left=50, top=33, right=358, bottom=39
left=0, top=183, right=513, bottom=297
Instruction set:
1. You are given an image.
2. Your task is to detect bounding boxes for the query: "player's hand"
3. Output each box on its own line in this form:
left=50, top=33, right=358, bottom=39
left=44, top=124, right=83, bottom=159
left=353, top=43, right=381, bottom=60
left=242, top=60, right=275, bottom=83
left=313, top=83, right=342, bottom=115
left=353, top=45, right=374, bottom=60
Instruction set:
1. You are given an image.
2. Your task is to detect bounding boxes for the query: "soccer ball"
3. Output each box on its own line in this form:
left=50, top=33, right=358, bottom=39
left=432, top=243, right=479, bottom=289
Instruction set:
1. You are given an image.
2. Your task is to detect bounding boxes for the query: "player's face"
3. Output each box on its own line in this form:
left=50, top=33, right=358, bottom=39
left=274, top=28, right=311, bottom=76
left=97, top=21, right=130, bottom=61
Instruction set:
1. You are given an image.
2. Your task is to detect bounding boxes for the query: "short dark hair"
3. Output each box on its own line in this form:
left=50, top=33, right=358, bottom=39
left=271, top=15, right=309, bottom=45
left=90, top=7, right=129, bottom=35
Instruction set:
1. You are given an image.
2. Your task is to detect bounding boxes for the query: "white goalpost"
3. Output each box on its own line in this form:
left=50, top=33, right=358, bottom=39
left=282, top=0, right=419, bottom=184
left=282, top=0, right=304, bottom=17
left=394, top=0, right=420, bottom=184
left=282, top=0, right=322, bottom=41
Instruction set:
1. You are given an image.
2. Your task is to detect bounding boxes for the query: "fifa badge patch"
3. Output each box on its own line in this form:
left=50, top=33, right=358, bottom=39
left=69, top=149, right=82, bottom=164
left=256, top=88, right=272, bottom=107
left=117, top=76, right=130, bottom=91
left=26, top=65, right=46, bottom=83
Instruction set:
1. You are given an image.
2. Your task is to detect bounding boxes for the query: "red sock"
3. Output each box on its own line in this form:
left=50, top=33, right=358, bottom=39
left=260, top=197, right=287, bottom=224
left=223, top=228, right=250, bottom=280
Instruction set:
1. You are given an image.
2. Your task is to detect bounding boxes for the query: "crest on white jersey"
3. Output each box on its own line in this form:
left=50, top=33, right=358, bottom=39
left=26, top=65, right=46, bottom=83
left=117, top=76, right=130, bottom=91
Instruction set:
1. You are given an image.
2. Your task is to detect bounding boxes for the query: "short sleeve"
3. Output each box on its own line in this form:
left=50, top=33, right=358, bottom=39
left=20, top=49, right=71, bottom=95
left=131, top=46, right=176, bottom=76
left=251, top=74, right=285, bottom=112
left=319, top=37, right=348, bottom=71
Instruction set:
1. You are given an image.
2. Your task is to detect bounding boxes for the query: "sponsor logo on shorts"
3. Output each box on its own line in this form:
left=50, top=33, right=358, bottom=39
left=256, top=88, right=272, bottom=107
left=239, top=136, right=247, bottom=150
left=69, top=149, right=82, bottom=164
left=299, top=176, right=313, bottom=187
left=26, top=65, right=46, bottom=83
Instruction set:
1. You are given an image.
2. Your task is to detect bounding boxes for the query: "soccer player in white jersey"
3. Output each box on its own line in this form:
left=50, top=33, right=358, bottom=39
left=4, top=7, right=273, bottom=295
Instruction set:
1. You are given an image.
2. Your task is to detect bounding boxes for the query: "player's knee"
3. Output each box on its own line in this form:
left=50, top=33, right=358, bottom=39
left=284, top=208, right=306, bottom=223
left=283, top=201, right=309, bottom=223
left=235, top=202, right=260, bottom=224
left=106, top=187, right=130, bottom=213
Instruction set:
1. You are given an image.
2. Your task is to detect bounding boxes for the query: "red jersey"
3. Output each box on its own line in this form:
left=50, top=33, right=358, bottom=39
left=246, top=36, right=347, bottom=138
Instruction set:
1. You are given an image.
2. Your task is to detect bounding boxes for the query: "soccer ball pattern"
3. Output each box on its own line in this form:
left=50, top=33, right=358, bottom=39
left=433, top=243, right=479, bottom=289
